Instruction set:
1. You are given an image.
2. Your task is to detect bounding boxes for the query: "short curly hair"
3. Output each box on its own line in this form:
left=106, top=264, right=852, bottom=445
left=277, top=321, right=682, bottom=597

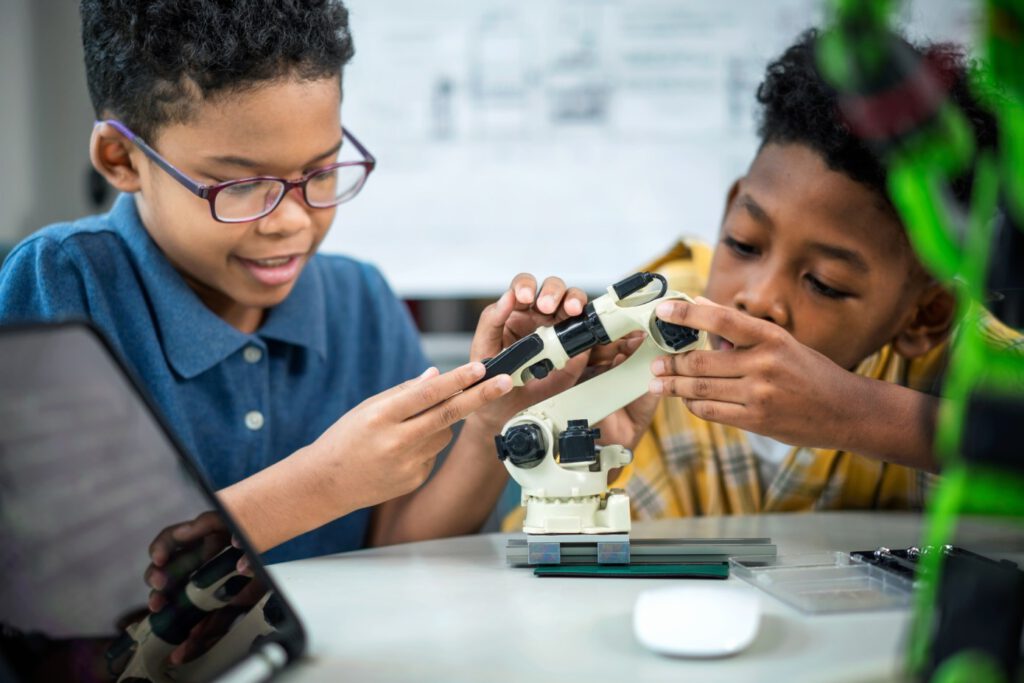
left=756, top=28, right=996, bottom=208
left=80, top=0, right=355, bottom=140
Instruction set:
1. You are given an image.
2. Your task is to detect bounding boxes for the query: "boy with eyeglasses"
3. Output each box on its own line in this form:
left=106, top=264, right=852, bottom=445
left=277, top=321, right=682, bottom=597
left=0, top=0, right=601, bottom=566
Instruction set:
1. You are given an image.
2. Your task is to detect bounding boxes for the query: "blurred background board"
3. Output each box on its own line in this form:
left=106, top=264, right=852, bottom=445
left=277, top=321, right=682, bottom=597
left=325, top=0, right=978, bottom=297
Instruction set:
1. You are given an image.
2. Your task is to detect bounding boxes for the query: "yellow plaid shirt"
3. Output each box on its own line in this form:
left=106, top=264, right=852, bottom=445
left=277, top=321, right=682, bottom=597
left=503, top=240, right=1022, bottom=529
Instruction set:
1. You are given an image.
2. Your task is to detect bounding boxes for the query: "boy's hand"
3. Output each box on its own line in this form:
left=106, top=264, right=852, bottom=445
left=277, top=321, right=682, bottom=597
left=310, top=362, right=514, bottom=508
left=468, top=274, right=639, bottom=432
left=489, top=273, right=589, bottom=347
left=144, top=511, right=247, bottom=614
left=649, top=297, right=863, bottom=449
left=139, top=512, right=261, bottom=668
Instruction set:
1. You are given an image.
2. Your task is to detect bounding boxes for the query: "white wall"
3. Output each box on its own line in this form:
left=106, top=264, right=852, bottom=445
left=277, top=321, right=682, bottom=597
left=325, top=0, right=980, bottom=298
left=0, top=0, right=35, bottom=244
left=0, top=0, right=97, bottom=246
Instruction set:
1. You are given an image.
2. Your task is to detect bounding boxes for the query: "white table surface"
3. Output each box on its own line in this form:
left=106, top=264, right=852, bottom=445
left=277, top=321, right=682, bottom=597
left=268, top=512, right=1024, bottom=683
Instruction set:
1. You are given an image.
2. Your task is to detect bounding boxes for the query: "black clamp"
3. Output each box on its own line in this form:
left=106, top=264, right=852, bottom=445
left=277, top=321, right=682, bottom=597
left=558, top=419, right=600, bottom=465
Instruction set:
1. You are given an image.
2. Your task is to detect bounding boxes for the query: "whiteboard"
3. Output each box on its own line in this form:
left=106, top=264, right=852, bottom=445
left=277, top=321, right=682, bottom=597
left=322, top=0, right=978, bottom=297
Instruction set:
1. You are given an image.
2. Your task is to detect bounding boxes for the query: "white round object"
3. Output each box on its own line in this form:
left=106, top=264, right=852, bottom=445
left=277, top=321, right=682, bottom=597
left=633, top=584, right=761, bottom=658
left=245, top=410, right=265, bottom=431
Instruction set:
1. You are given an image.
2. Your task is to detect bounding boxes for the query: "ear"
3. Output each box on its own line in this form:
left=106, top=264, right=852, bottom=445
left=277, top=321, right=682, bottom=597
left=891, top=282, right=956, bottom=358
left=89, top=122, right=143, bottom=193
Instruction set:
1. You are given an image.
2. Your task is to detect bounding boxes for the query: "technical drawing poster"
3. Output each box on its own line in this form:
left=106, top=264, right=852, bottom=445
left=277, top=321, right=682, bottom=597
left=322, top=0, right=977, bottom=296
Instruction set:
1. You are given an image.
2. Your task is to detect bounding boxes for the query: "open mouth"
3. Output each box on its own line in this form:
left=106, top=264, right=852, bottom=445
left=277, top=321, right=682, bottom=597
left=237, top=254, right=305, bottom=287
left=251, top=256, right=294, bottom=267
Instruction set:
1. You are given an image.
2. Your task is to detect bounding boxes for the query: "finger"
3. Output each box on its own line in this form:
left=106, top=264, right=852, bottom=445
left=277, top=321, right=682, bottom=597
left=655, top=299, right=766, bottom=348
left=387, top=362, right=487, bottom=419
left=147, top=512, right=227, bottom=579
left=170, top=642, right=188, bottom=666
left=622, top=332, right=645, bottom=351
left=171, top=510, right=226, bottom=544
left=651, top=349, right=744, bottom=378
left=469, top=289, right=515, bottom=361
left=158, top=545, right=209, bottom=597
left=406, top=374, right=514, bottom=432
left=535, top=277, right=567, bottom=315
left=626, top=391, right=661, bottom=427
left=519, top=352, right=590, bottom=397
left=561, top=287, right=587, bottom=317
left=148, top=526, right=180, bottom=567
left=508, top=273, right=538, bottom=306
left=148, top=589, right=167, bottom=613
left=683, top=399, right=747, bottom=426
left=649, top=376, right=746, bottom=403
left=589, top=332, right=646, bottom=366
left=145, top=565, right=167, bottom=591
left=364, top=366, right=440, bottom=407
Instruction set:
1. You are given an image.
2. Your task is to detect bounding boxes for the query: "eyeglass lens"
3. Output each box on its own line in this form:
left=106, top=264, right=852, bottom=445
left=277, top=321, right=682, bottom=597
left=213, top=165, right=369, bottom=221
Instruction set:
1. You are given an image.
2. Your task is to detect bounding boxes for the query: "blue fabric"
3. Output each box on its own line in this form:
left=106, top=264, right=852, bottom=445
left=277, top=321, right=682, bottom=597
left=0, top=193, right=430, bottom=563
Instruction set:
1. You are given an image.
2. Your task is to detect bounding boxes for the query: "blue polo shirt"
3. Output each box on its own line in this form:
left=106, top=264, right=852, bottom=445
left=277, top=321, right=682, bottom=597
left=0, top=193, right=429, bottom=563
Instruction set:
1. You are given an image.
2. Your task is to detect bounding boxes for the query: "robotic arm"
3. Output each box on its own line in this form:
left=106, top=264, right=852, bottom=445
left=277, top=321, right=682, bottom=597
left=486, top=272, right=706, bottom=535
left=107, top=546, right=283, bottom=683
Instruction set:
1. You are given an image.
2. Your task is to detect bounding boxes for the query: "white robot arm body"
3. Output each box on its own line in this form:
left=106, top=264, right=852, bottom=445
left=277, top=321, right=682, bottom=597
left=484, top=272, right=706, bottom=535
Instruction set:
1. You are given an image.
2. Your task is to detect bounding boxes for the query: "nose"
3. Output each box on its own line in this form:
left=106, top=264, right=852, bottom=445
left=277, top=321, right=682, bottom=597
left=256, top=186, right=311, bottom=237
left=733, top=265, right=789, bottom=328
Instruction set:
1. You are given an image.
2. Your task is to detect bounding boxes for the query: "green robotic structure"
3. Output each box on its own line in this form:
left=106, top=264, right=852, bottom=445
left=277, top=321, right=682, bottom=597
left=816, top=1, right=1024, bottom=681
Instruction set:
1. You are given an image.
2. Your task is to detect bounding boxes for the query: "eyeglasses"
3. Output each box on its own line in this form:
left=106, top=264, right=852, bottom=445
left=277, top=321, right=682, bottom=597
left=97, top=119, right=376, bottom=223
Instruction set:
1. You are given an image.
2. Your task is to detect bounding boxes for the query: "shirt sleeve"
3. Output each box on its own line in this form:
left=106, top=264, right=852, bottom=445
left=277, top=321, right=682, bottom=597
left=0, top=236, right=90, bottom=325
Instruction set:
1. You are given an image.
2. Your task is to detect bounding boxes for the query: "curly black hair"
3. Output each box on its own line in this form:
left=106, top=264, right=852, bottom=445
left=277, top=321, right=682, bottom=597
left=756, top=28, right=997, bottom=208
left=80, top=0, right=355, bottom=140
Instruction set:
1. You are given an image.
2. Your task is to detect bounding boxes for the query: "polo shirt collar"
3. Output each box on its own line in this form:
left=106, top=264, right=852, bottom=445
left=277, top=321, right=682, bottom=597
left=111, top=194, right=327, bottom=379
left=259, top=260, right=328, bottom=360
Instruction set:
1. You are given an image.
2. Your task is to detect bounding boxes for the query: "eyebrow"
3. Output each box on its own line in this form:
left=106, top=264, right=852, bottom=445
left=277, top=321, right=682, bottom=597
left=203, top=139, right=343, bottom=171
left=807, top=242, right=871, bottom=273
left=738, top=194, right=773, bottom=229
left=739, top=193, right=870, bottom=273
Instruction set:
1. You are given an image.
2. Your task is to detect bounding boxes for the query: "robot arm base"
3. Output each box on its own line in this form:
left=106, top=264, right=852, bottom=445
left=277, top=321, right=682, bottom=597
left=521, top=490, right=632, bottom=534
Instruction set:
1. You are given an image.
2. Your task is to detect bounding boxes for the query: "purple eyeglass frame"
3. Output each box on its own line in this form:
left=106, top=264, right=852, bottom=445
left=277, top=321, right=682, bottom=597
left=97, top=119, right=376, bottom=223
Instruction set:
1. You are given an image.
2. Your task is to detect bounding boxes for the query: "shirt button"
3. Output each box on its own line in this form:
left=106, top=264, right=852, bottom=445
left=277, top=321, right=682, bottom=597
left=245, top=410, right=265, bottom=431
left=243, top=346, right=263, bottom=363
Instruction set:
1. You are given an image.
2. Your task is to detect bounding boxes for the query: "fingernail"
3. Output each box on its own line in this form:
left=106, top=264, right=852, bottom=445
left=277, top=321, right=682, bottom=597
left=539, top=295, right=555, bottom=312
left=494, top=375, right=513, bottom=393
left=171, top=524, right=192, bottom=540
left=419, top=366, right=436, bottom=378
left=651, top=358, right=665, bottom=375
left=566, top=299, right=583, bottom=315
left=649, top=379, right=664, bottom=394
left=466, top=361, right=485, bottom=377
left=150, top=571, right=166, bottom=590
left=516, top=287, right=532, bottom=303
left=236, top=555, right=250, bottom=575
left=656, top=301, right=678, bottom=318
